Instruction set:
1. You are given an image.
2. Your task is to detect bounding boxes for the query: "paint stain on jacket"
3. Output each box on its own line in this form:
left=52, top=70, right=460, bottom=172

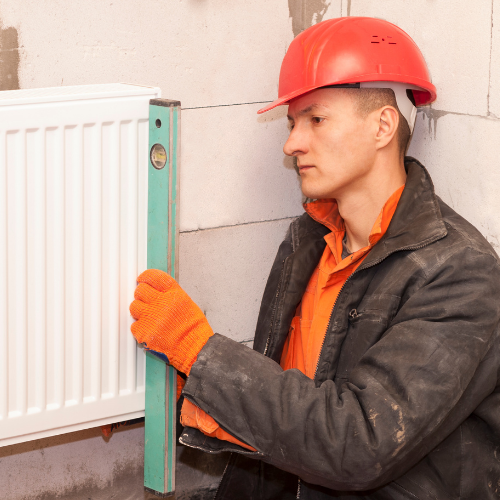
left=391, top=402, right=406, bottom=457
left=0, top=26, right=20, bottom=90
left=288, top=0, right=331, bottom=37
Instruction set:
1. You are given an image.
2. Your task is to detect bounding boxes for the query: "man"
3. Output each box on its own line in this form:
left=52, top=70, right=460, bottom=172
left=130, top=17, right=500, bottom=499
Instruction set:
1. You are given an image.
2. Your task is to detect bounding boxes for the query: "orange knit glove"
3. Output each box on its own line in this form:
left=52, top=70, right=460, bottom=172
left=130, top=269, right=214, bottom=375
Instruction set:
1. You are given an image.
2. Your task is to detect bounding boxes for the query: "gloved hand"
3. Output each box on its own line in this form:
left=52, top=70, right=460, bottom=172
left=130, top=269, right=214, bottom=375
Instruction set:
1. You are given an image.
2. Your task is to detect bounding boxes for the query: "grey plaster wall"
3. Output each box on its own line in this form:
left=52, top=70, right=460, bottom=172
left=1, top=0, right=498, bottom=498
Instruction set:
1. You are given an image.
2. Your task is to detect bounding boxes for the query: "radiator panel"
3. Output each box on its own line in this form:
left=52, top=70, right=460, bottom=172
left=0, top=84, right=159, bottom=446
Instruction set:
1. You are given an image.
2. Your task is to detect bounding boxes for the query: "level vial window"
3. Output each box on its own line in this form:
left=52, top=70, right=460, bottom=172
left=150, top=143, right=167, bottom=170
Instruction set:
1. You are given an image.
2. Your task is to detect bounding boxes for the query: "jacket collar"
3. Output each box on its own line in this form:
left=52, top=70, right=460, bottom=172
left=301, top=157, right=448, bottom=267
left=361, top=157, right=447, bottom=267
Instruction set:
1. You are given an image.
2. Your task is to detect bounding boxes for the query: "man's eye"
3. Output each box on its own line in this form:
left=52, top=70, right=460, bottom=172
left=288, top=123, right=295, bottom=131
left=312, top=117, right=324, bottom=124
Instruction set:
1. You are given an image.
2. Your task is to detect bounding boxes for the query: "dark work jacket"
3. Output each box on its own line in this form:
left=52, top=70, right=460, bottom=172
left=180, top=158, right=500, bottom=500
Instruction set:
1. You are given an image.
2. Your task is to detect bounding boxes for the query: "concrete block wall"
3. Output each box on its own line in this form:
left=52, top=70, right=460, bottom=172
left=1, top=1, right=498, bottom=498
left=346, top=1, right=500, bottom=253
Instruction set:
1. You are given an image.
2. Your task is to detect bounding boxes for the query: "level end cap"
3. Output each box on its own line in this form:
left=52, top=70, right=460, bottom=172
left=150, top=98, right=181, bottom=107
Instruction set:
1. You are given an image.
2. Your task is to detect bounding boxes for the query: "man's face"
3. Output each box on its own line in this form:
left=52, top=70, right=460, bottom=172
left=284, top=88, right=377, bottom=200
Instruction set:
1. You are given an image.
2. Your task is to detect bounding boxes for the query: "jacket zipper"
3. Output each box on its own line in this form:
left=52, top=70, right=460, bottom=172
left=264, top=260, right=286, bottom=357
left=296, top=477, right=301, bottom=498
left=213, top=454, right=232, bottom=500
left=313, top=239, right=442, bottom=379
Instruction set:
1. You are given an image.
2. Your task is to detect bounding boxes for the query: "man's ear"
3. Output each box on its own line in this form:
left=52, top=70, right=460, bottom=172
left=375, top=106, right=399, bottom=151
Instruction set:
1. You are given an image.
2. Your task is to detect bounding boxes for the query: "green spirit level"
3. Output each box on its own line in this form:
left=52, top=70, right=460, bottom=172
left=144, top=98, right=180, bottom=497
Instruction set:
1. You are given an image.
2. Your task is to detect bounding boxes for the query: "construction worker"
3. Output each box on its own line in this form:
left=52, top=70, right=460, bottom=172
left=130, top=17, right=500, bottom=499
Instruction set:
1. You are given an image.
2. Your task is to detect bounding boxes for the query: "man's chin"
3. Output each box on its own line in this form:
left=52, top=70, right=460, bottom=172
left=301, top=180, right=337, bottom=200
left=301, top=183, right=317, bottom=200
left=301, top=188, right=333, bottom=200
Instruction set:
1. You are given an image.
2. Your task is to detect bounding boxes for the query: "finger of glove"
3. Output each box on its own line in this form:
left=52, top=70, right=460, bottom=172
left=137, top=269, right=176, bottom=293
left=129, top=299, right=148, bottom=320
left=134, top=282, right=161, bottom=304
left=130, top=319, right=147, bottom=344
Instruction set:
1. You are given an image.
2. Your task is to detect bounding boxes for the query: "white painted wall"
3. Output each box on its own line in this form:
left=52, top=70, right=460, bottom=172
left=1, top=0, right=498, bottom=498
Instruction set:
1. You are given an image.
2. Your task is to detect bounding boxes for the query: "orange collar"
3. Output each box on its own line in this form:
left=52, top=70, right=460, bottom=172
left=304, top=185, right=405, bottom=264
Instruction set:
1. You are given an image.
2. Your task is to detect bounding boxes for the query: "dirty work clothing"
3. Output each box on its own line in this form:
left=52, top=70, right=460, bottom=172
left=180, top=158, right=500, bottom=499
left=180, top=187, right=403, bottom=448
left=281, top=187, right=404, bottom=378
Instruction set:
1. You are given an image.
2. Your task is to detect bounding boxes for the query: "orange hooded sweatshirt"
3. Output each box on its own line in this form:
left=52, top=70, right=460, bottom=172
left=180, top=186, right=404, bottom=451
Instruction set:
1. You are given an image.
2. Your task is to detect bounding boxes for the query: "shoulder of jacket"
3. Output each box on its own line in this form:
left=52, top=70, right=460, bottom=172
left=436, top=196, right=500, bottom=262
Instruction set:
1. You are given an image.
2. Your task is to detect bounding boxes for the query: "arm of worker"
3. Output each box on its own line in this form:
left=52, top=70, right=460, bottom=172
left=129, top=268, right=257, bottom=451
left=179, top=247, right=500, bottom=491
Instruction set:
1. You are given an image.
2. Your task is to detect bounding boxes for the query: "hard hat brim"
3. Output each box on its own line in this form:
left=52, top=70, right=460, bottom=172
left=257, top=76, right=437, bottom=114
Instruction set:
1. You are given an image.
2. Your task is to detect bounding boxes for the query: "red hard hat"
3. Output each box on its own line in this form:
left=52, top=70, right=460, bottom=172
left=258, top=17, right=436, bottom=114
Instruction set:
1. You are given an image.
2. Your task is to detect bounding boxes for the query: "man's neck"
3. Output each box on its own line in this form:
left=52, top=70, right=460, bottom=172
left=338, top=158, right=406, bottom=253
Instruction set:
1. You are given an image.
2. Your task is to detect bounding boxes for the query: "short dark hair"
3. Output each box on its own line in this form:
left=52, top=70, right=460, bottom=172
left=340, top=88, right=411, bottom=158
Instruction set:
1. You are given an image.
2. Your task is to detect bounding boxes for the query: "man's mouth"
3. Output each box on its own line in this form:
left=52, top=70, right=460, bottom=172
left=298, top=165, right=314, bottom=173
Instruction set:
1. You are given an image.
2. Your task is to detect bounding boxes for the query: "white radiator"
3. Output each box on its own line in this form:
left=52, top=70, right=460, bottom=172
left=0, top=83, right=160, bottom=446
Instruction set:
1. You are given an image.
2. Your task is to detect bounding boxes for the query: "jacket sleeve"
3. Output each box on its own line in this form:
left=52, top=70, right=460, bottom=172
left=182, top=246, right=500, bottom=491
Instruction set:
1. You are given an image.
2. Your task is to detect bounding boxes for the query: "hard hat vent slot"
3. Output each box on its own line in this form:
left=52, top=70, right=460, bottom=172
left=372, top=35, right=397, bottom=45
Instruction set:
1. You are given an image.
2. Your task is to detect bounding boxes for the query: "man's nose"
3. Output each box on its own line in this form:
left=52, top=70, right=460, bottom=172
left=283, top=126, right=308, bottom=157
